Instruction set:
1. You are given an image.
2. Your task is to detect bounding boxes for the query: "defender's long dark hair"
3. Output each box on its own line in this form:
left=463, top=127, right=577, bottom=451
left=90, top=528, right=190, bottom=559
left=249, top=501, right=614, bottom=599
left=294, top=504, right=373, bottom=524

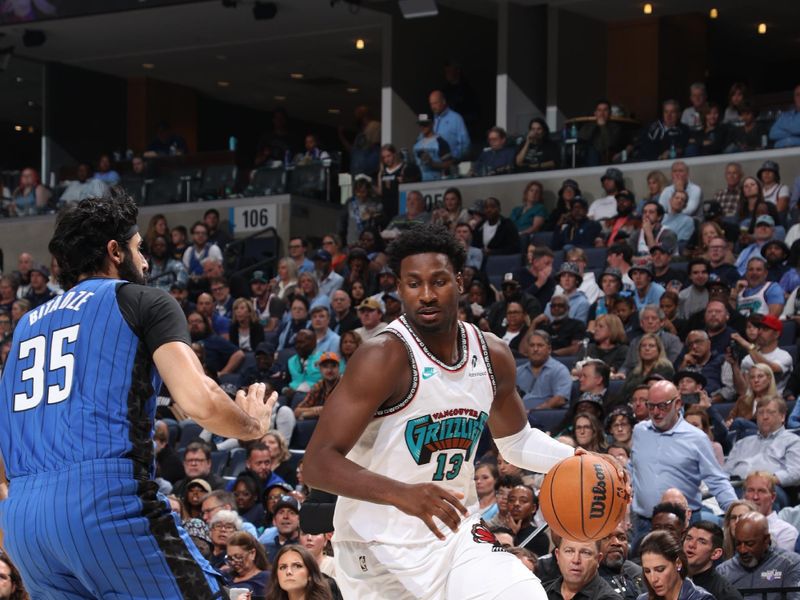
left=48, top=188, right=138, bottom=290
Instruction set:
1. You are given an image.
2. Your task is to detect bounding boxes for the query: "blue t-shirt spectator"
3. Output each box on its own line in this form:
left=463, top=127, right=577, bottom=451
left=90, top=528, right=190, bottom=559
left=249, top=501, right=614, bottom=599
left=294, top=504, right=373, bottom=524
left=433, top=107, right=471, bottom=160
left=516, top=357, right=572, bottom=410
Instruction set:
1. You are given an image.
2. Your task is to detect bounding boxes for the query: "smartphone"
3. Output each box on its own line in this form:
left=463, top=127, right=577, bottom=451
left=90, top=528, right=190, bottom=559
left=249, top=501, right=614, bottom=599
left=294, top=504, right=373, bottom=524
left=680, top=392, right=700, bottom=405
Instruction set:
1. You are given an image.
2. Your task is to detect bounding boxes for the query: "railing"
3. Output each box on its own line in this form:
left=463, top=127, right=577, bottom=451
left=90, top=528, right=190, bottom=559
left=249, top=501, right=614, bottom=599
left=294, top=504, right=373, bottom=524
left=222, top=225, right=280, bottom=280
left=738, top=586, right=800, bottom=599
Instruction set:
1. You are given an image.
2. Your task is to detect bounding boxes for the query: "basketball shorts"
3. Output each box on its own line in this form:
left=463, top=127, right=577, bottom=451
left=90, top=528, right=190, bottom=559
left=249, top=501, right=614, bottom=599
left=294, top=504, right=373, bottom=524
left=0, top=459, right=224, bottom=600
left=332, top=515, right=546, bottom=600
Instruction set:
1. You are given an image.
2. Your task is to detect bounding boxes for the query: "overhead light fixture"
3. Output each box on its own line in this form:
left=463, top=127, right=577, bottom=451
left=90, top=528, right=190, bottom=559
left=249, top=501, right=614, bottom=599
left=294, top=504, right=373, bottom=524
left=27, top=125, right=34, bottom=133
left=709, top=8, right=718, bottom=19
left=217, top=80, right=230, bottom=87
left=643, top=3, right=653, bottom=15
left=142, top=63, right=155, bottom=69
left=355, top=38, right=365, bottom=50
left=253, top=1, right=277, bottom=20
left=290, top=73, right=304, bottom=79
left=13, top=125, right=22, bottom=132
left=346, top=87, right=359, bottom=93
left=328, top=108, right=341, bottom=114
left=757, top=22, right=767, bottom=34
left=398, top=0, right=437, bottom=19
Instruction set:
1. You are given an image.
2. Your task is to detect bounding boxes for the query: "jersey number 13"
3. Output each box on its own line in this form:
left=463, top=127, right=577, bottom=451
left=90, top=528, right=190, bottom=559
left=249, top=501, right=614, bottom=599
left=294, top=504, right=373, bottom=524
left=13, top=325, right=80, bottom=412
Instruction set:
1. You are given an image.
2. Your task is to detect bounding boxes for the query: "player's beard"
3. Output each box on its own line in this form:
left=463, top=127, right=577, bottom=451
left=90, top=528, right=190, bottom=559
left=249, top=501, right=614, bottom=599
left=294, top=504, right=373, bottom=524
left=118, top=250, right=146, bottom=285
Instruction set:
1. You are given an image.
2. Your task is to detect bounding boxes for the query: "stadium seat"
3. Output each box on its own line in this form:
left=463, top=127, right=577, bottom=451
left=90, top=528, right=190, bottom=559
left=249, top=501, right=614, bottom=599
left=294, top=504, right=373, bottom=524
left=277, top=348, right=297, bottom=366
left=211, top=450, right=229, bottom=476
left=178, top=421, right=204, bottom=449
left=162, top=418, right=180, bottom=448
left=781, top=345, right=798, bottom=364
left=530, top=231, right=553, bottom=248
left=291, top=420, right=318, bottom=450
left=583, top=247, right=607, bottom=269
left=528, top=409, right=567, bottom=434
left=197, top=164, right=238, bottom=200
left=554, top=355, right=578, bottom=371
left=485, top=254, right=523, bottom=288
left=250, top=165, right=287, bottom=196
left=779, top=320, right=796, bottom=345
left=224, top=448, right=248, bottom=478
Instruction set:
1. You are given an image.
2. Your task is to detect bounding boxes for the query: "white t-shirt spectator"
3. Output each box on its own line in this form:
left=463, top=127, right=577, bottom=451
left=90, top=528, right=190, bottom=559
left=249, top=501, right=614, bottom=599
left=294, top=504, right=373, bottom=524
left=741, top=347, right=794, bottom=394
left=763, top=183, right=790, bottom=207
left=587, top=196, right=617, bottom=221
left=658, top=181, right=703, bottom=217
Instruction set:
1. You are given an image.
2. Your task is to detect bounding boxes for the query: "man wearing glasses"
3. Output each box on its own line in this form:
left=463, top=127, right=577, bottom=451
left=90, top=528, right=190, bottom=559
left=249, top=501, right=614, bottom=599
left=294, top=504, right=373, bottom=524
left=630, top=380, right=737, bottom=547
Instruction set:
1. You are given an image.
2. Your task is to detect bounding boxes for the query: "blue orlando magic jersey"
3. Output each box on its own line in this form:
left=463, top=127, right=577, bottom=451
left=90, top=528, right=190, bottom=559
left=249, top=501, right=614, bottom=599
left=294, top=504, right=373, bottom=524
left=0, top=278, right=188, bottom=480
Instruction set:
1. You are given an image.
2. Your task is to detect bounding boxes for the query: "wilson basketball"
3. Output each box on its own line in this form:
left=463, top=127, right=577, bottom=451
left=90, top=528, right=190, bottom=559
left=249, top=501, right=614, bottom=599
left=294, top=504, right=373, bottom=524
left=539, top=454, right=630, bottom=541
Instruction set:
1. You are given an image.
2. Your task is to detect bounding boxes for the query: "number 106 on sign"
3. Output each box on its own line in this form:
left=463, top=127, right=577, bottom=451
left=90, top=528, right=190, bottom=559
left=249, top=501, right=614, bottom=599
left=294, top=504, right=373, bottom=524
left=230, top=205, right=275, bottom=233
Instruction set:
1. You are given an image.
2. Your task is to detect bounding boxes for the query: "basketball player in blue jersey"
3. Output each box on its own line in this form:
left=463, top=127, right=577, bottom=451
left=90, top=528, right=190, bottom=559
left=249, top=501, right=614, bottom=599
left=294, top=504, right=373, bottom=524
left=304, top=224, right=626, bottom=599
left=0, top=192, right=276, bottom=599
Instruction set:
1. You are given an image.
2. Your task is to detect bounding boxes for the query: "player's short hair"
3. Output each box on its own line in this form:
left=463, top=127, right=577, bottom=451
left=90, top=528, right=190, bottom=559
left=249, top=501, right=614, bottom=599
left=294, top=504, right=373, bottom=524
left=387, top=223, right=466, bottom=278
left=48, top=189, right=138, bottom=289
left=652, top=501, right=686, bottom=525
left=688, top=521, right=724, bottom=550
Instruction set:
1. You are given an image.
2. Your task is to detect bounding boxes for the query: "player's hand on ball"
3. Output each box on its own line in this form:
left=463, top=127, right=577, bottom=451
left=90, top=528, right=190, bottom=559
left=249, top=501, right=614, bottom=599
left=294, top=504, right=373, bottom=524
left=575, top=448, right=631, bottom=500
left=236, top=383, right=277, bottom=436
left=396, top=483, right=468, bottom=541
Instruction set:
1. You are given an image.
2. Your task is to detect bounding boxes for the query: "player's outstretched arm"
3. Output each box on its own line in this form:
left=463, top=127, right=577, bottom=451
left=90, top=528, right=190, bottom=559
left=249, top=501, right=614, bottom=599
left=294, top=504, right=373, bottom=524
left=304, top=334, right=467, bottom=540
left=154, top=341, right=275, bottom=440
left=485, top=333, right=575, bottom=473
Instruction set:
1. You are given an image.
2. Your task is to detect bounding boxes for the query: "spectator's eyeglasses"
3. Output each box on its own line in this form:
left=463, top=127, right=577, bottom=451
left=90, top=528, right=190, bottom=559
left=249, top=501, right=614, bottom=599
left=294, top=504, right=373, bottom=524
left=212, top=524, right=236, bottom=532
left=225, top=552, right=249, bottom=564
left=0, top=319, right=10, bottom=325
left=646, top=396, right=679, bottom=412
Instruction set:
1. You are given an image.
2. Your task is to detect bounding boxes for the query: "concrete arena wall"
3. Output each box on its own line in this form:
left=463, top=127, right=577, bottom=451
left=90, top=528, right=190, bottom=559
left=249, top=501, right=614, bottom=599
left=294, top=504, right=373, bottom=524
left=0, top=195, right=342, bottom=271
left=399, top=148, right=800, bottom=213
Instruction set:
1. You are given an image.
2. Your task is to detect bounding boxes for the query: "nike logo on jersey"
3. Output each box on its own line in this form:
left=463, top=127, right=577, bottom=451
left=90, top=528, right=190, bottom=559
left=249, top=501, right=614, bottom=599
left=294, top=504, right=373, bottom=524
left=422, top=366, right=438, bottom=379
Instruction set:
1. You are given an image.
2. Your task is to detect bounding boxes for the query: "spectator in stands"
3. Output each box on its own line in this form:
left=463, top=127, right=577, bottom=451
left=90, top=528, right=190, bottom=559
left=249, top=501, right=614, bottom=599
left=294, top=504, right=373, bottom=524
left=723, top=501, right=760, bottom=560
left=428, top=89, right=470, bottom=161
left=376, top=144, right=421, bottom=218
left=12, top=252, right=34, bottom=299
left=722, top=510, right=800, bottom=592
left=93, top=153, right=120, bottom=186
left=554, top=248, right=600, bottom=304
left=758, top=160, right=791, bottom=214
left=229, top=297, right=264, bottom=352
left=283, top=328, right=322, bottom=397
left=728, top=103, right=766, bottom=153
left=329, top=290, right=360, bottom=335
left=293, top=133, right=330, bottom=166
left=309, top=306, right=339, bottom=356
left=187, top=311, right=243, bottom=376
left=674, top=332, right=723, bottom=394
left=274, top=258, right=299, bottom=302
left=505, top=484, right=549, bottom=556
left=473, top=462, right=499, bottom=521
left=587, top=268, right=623, bottom=331
left=636, top=171, right=669, bottom=215
left=170, top=225, right=189, bottom=261
left=578, top=98, right=624, bottom=166
left=618, top=333, right=675, bottom=401
left=738, top=176, right=767, bottom=231
left=553, top=197, right=602, bottom=251
left=598, top=522, right=645, bottom=600
left=587, top=313, right=628, bottom=373
left=340, top=176, right=384, bottom=246
left=431, top=187, right=469, bottom=233
left=0, top=277, right=16, bottom=314
left=276, top=296, right=310, bottom=352
left=681, top=82, right=708, bottom=130
left=24, top=264, right=55, bottom=308
left=589, top=168, right=625, bottom=222
left=173, top=441, right=226, bottom=496
left=630, top=263, right=665, bottom=311
left=453, top=223, right=483, bottom=270
left=546, top=179, right=582, bottom=232
left=224, top=531, right=272, bottom=596
left=606, top=405, right=635, bottom=451
left=10, top=298, right=30, bottom=330
left=677, top=260, right=709, bottom=320
left=487, top=274, right=541, bottom=334
left=60, top=161, right=108, bottom=204
left=250, top=271, right=284, bottom=333
left=534, top=294, right=585, bottom=355
left=207, top=509, right=243, bottom=569
left=297, top=272, right=330, bottom=312
left=241, top=342, right=287, bottom=392
left=147, top=234, right=188, bottom=292
left=734, top=314, right=793, bottom=393
left=726, top=398, right=800, bottom=490
left=688, top=102, right=728, bottom=156
left=636, top=99, right=690, bottom=161
left=651, top=502, right=687, bottom=541
left=736, top=256, right=784, bottom=316
left=688, top=218, right=733, bottom=263
left=9, top=166, right=51, bottom=217
left=353, top=298, right=387, bottom=340
left=470, top=126, right=515, bottom=177
left=338, top=330, right=362, bottom=372
left=606, top=244, right=635, bottom=291
left=516, top=117, right=559, bottom=171
left=232, top=473, right=267, bottom=528
left=639, top=531, right=714, bottom=600
left=510, top=181, right=548, bottom=236
left=629, top=385, right=650, bottom=422
left=715, top=162, right=745, bottom=217
left=381, top=190, right=431, bottom=241
left=339, top=105, right=381, bottom=177
left=662, top=190, right=695, bottom=244
left=470, top=196, right=519, bottom=257
left=613, top=295, right=638, bottom=338
left=763, top=240, right=791, bottom=285
left=210, top=277, right=234, bottom=319
left=515, top=245, right=556, bottom=306
left=497, top=301, right=529, bottom=357
left=630, top=380, right=737, bottom=544
left=545, top=537, right=619, bottom=600
left=287, top=237, right=313, bottom=274
left=632, top=201, right=678, bottom=259
left=685, top=406, right=725, bottom=466
left=517, top=329, right=573, bottom=410
left=203, top=208, right=233, bottom=251
left=658, top=161, right=703, bottom=217
left=769, top=84, right=800, bottom=148
left=144, top=121, right=188, bottom=157
left=153, top=420, right=184, bottom=484
left=545, top=263, right=589, bottom=323
left=262, top=495, right=302, bottom=562
left=659, top=291, right=687, bottom=339
left=572, top=412, right=607, bottom=453
left=413, top=113, right=453, bottom=181
left=295, top=351, right=341, bottom=421
left=603, top=189, right=639, bottom=248
left=707, top=239, right=739, bottom=289
left=195, top=293, right=230, bottom=337
left=183, top=221, right=223, bottom=278
left=724, top=82, right=749, bottom=124
left=683, top=521, right=742, bottom=600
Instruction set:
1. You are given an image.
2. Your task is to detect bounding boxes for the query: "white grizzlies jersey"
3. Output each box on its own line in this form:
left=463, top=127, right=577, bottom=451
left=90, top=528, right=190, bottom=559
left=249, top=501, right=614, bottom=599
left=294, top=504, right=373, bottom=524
left=333, top=315, right=497, bottom=546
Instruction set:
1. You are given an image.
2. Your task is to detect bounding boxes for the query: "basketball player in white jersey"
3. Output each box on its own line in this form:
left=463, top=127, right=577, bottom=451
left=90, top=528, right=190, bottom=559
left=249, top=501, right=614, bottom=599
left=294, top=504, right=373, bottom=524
left=305, top=225, right=619, bottom=599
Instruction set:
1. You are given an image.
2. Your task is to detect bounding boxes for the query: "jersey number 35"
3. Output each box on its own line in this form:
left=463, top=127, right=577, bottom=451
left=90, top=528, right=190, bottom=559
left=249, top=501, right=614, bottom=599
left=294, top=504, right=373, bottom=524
left=13, top=325, right=80, bottom=412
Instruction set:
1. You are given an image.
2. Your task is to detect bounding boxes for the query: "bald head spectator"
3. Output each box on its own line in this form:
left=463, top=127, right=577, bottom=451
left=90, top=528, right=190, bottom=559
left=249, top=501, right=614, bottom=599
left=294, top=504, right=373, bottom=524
left=429, top=89, right=471, bottom=161
left=742, top=471, right=798, bottom=552
left=630, top=380, right=737, bottom=546
left=717, top=512, right=800, bottom=599
left=330, top=289, right=360, bottom=334
left=544, top=537, right=622, bottom=600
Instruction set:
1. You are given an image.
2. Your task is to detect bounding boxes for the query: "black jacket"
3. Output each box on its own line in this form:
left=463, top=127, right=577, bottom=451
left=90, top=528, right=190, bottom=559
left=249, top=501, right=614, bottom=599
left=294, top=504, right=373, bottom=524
left=545, top=573, right=624, bottom=600
left=472, top=216, right=521, bottom=256
left=690, top=567, right=743, bottom=600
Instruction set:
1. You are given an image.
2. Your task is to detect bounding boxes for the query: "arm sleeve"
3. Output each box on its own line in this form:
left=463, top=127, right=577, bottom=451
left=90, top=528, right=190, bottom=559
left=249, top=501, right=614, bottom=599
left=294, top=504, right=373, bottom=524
left=494, top=425, right=574, bottom=474
left=116, top=284, right=191, bottom=355
left=766, top=284, right=786, bottom=306
left=553, top=365, right=574, bottom=399
left=696, top=436, right=738, bottom=510
left=775, top=438, right=800, bottom=486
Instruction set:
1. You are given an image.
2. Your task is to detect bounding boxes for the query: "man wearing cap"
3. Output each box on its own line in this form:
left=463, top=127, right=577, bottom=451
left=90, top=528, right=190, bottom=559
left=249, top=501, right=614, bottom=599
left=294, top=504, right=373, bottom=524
left=369, top=266, right=398, bottom=305
left=677, top=259, right=710, bottom=320
left=487, top=274, right=542, bottom=335
left=736, top=216, right=779, bottom=276
left=674, top=331, right=724, bottom=395
left=313, top=249, right=344, bottom=299
left=310, top=305, right=340, bottom=355
left=330, top=289, right=361, bottom=334
left=414, top=112, right=454, bottom=181
left=603, top=189, right=639, bottom=247
left=763, top=240, right=791, bottom=284
left=769, top=84, right=800, bottom=149
left=24, top=264, right=57, bottom=308
left=382, top=291, right=402, bottom=322
left=730, top=314, right=793, bottom=394
left=736, top=256, right=784, bottom=317
left=714, top=163, right=745, bottom=217
left=516, top=330, right=573, bottom=410
left=658, top=161, right=703, bottom=217
left=725, top=397, right=800, bottom=488
left=242, top=342, right=288, bottom=391
left=262, top=495, right=302, bottom=562
left=533, top=294, right=586, bottom=356
left=295, top=352, right=342, bottom=421
left=588, top=167, right=625, bottom=221
left=546, top=263, right=589, bottom=324
left=353, top=297, right=387, bottom=340
left=630, top=263, right=664, bottom=311
left=707, top=236, right=740, bottom=288
left=634, top=201, right=679, bottom=259
left=662, top=190, right=695, bottom=243
left=251, top=271, right=285, bottom=332
left=553, top=196, right=602, bottom=251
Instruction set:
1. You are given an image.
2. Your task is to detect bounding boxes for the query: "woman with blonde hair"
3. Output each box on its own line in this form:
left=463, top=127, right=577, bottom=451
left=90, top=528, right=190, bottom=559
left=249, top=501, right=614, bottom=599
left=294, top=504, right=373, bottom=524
left=230, top=297, right=265, bottom=352
left=619, top=334, right=675, bottom=399
left=274, top=257, right=299, bottom=300
left=585, top=313, right=628, bottom=373
left=690, top=221, right=731, bottom=261
left=727, top=364, right=777, bottom=437
left=297, top=271, right=330, bottom=311
left=637, top=170, right=669, bottom=213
